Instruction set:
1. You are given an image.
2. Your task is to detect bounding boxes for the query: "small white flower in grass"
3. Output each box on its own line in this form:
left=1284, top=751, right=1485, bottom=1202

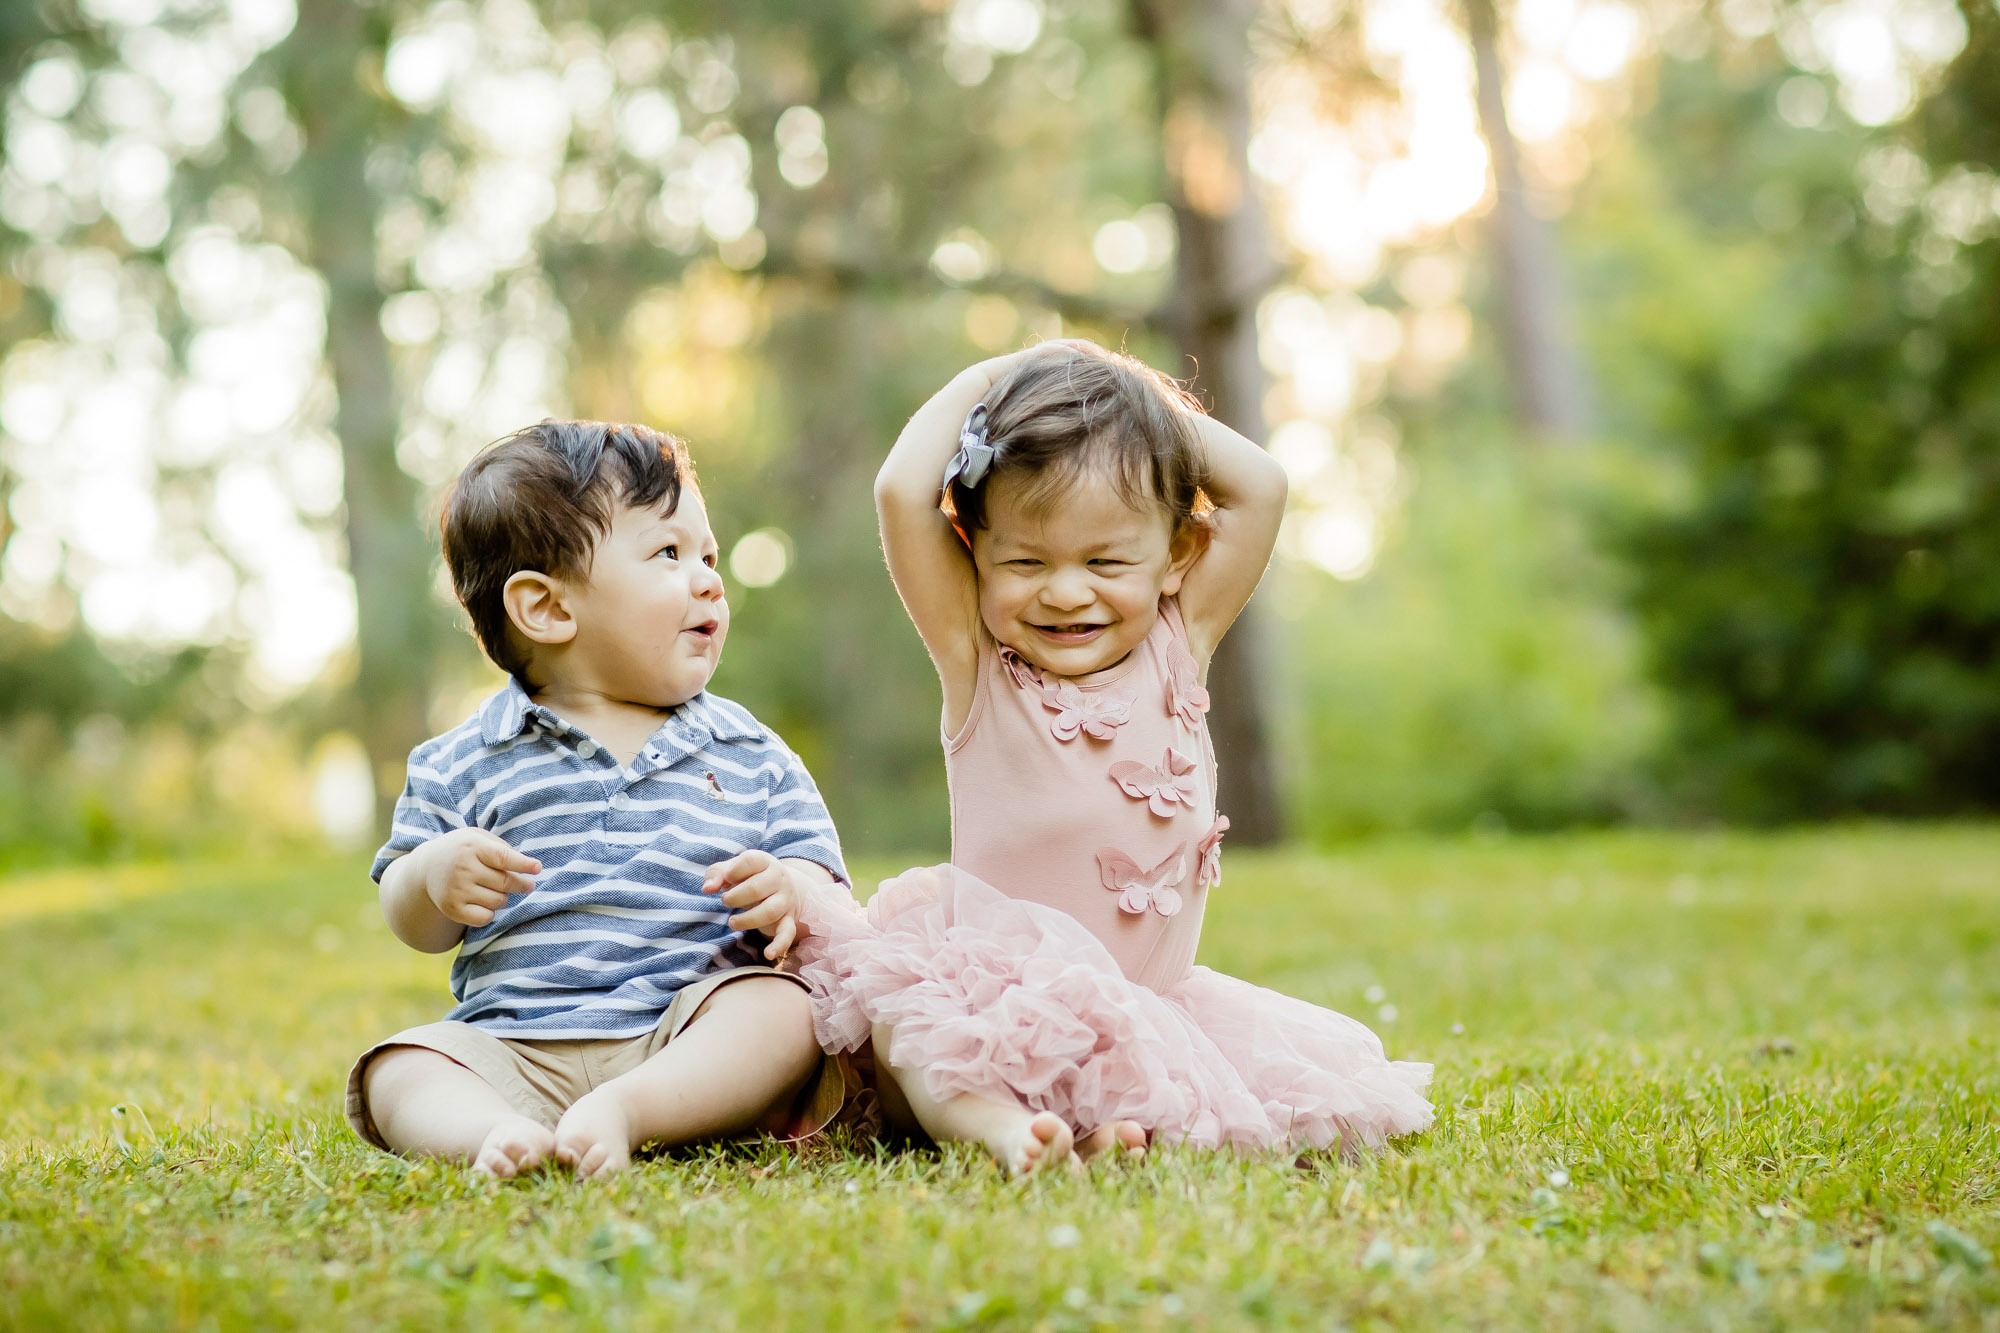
left=1048, top=1223, right=1081, bottom=1249
left=843, top=1181, right=859, bottom=1194
left=1546, top=1168, right=1570, bottom=1189
left=1450, top=1022, right=1466, bottom=1036
left=1364, top=984, right=1387, bottom=1004
left=1377, top=1004, right=1398, bottom=1023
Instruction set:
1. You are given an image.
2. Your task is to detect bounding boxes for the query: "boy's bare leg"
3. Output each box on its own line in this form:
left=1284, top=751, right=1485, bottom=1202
left=553, top=977, right=821, bottom=1178
left=870, top=1021, right=1074, bottom=1177
left=363, top=1047, right=556, bottom=1178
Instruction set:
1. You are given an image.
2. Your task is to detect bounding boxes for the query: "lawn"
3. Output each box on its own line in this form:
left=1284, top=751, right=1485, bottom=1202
left=2, top=826, right=1997, bottom=1330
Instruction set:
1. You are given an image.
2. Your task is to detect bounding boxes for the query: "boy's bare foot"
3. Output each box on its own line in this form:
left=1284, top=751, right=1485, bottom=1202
left=1077, top=1120, right=1147, bottom=1163
left=988, top=1109, right=1074, bottom=1176
left=472, top=1115, right=557, bottom=1178
left=553, top=1087, right=638, bottom=1179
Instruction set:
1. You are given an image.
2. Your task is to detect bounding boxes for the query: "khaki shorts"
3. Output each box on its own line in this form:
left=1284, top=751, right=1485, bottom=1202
left=345, top=967, right=859, bottom=1152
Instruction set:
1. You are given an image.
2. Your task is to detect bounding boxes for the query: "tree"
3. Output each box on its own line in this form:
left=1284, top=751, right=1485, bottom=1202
left=281, top=0, right=452, bottom=808
left=1461, top=0, right=1591, bottom=439
left=1131, top=0, right=1286, bottom=843
left=1617, top=4, right=2000, bottom=818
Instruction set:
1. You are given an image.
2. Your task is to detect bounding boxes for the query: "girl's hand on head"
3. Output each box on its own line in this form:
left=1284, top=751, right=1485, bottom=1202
left=972, top=339, right=1091, bottom=387
left=1170, top=413, right=1289, bottom=665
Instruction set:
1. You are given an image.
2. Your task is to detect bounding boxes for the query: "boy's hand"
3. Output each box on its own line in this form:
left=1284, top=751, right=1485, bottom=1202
left=702, top=851, right=828, bottom=961
left=419, top=828, right=542, bottom=927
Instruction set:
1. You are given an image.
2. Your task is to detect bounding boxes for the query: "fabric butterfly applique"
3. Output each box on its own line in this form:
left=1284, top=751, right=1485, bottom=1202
left=997, top=645, right=1042, bottom=692
left=1042, top=679, right=1132, bottom=742
left=1109, top=746, right=1199, bottom=817
left=1164, top=635, right=1211, bottom=727
left=1096, top=844, right=1189, bottom=917
left=1195, top=815, right=1229, bottom=890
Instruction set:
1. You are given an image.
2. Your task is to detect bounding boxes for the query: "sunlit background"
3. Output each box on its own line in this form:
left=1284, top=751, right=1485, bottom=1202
left=0, top=0, right=1995, bottom=861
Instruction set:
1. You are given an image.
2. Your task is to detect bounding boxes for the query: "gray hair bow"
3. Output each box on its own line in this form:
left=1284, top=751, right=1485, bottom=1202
left=943, top=403, right=996, bottom=494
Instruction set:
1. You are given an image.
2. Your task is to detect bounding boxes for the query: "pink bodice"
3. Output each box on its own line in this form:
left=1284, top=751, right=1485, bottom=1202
left=945, top=597, right=1227, bottom=992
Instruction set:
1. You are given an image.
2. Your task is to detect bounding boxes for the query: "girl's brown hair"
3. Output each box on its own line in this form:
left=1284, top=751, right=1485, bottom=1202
left=944, top=343, right=1210, bottom=532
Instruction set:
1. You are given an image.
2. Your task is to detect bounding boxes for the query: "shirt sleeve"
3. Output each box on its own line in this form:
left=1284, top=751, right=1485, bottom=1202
left=369, top=746, right=469, bottom=884
left=760, top=746, right=848, bottom=885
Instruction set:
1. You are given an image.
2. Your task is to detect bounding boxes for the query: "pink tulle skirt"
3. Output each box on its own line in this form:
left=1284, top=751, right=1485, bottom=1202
left=794, top=864, right=1434, bottom=1154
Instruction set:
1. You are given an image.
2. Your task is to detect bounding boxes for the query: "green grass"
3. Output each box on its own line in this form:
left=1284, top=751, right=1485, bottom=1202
left=2, top=827, right=1998, bottom=1330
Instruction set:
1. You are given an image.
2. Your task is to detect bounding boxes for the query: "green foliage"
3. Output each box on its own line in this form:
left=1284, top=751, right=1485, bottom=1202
left=3, top=829, right=1999, bottom=1327
left=1605, top=23, right=2000, bottom=820
left=0, top=621, right=315, bottom=870
left=1623, top=255, right=2000, bottom=819
left=1278, top=432, right=1661, bottom=839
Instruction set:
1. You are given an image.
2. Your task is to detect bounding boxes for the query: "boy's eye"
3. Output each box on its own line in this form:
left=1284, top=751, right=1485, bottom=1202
left=704, top=553, right=717, bottom=568
left=657, top=544, right=678, bottom=560
left=1088, top=559, right=1128, bottom=568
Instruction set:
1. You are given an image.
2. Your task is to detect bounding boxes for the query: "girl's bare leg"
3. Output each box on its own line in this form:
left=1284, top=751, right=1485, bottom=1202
left=871, top=1022, right=1073, bottom=1175
left=1076, top=1121, right=1148, bottom=1162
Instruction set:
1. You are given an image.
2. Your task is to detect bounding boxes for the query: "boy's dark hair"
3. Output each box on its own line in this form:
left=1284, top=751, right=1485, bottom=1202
left=944, top=342, right=1211, bottom=533
left=441, top=419, right=697, bottom=682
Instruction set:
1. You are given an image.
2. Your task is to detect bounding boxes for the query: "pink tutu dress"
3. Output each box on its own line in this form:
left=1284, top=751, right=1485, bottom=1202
left=795, top=598, right=1433, bottom=1152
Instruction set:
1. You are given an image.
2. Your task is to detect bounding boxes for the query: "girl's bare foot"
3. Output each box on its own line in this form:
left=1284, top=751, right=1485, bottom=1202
left=988, top=1109, right=1074, bottom=1176
left=553, top=1087, right=637, bottom=1178
left=472, top=1115, right=557, bottom=1178
left=1077, top=1120, right=1147, bottom=1163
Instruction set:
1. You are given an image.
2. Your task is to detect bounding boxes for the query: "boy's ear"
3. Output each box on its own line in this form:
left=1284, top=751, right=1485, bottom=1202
left=503, top=570, right=577, bottom=646
left=1160, top=519, right=1212, bottom=597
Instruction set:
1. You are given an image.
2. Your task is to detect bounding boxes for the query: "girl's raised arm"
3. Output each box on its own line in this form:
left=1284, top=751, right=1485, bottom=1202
left=875, top=351, right=1033, bottom=720
left=1176, top=413, right=1289, bottom=668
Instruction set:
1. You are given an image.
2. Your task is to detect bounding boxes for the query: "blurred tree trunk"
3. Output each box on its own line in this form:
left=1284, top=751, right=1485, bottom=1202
left=1463, top=0, right=1592, bottom=439
left=1132, top=0, right=1286, bottom=845
left=287, top=0, right=444, bottom=812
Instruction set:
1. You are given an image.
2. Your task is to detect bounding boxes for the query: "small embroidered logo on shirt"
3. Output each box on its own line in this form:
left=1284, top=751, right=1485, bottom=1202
left=704, top=771, right=726, bottom=800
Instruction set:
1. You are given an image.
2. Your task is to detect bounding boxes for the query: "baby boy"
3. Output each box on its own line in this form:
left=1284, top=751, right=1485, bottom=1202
left=345, top=420, right=847, bottom=1178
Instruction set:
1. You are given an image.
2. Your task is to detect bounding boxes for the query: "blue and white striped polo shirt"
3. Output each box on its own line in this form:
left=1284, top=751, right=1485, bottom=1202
left=372, top=680, right=847, bottom=1039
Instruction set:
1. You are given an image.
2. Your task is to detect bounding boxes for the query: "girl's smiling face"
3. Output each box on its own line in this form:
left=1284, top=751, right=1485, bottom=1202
left=970, top=467, right=1201, bottom=678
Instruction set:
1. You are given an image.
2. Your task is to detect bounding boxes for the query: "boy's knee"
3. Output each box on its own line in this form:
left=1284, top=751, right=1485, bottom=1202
left=750, top=976, right=815, bottom=1035
left=362, top=1045, right=453, bottom=1106
left=701, top=977, right=816, bottom=1052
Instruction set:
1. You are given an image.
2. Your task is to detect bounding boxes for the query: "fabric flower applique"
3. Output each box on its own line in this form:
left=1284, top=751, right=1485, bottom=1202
left=997, top=645, right=1042, bottom=692
left=1164, top=635, right=1211, bottom=727
left=1096, top=843, right=1189, bottom=917
left=1109, top=746, right=1199, bottom=817
left=1195, top=815, right=1229, bottom=890
left=1042, top=679, right=1132, bottom=742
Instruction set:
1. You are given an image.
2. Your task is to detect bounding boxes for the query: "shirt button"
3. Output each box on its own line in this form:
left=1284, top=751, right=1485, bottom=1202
left=608, top=792, right=631, bottom=811
left=576, top=740, right=598, bottom=759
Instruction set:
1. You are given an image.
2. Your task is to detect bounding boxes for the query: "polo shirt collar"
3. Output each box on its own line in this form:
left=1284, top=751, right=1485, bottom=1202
left=476, top=679, right=761, bottom=754
left=478, top=678, right=538, bottom=747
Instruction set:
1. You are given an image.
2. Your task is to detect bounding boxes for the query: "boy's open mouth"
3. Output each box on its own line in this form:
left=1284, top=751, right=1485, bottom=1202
left=683, top=619, right=719, bottom=640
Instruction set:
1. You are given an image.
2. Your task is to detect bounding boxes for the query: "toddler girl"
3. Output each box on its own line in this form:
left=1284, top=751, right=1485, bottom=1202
left=796, top=341, right=1433, bottom=1172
